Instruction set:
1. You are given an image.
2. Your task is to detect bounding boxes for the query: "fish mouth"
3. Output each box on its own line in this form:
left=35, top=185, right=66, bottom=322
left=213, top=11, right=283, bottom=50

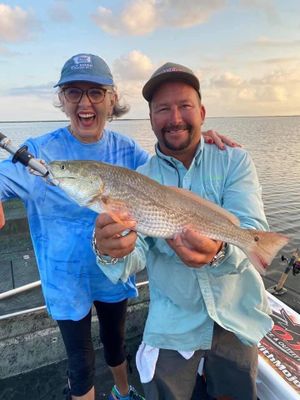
left=48, top=175, right=76, bottom=184
left=43, top=170, right=59, bottom=186
left=46, top=165, right=77, bottom=186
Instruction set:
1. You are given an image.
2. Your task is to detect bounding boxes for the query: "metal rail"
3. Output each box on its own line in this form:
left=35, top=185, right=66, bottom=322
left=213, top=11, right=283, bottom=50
left=0, top=280, right=149, bottom=320
left=0, top=280, right=41, bottom=300
left=0, top=305, right=46, bottom=320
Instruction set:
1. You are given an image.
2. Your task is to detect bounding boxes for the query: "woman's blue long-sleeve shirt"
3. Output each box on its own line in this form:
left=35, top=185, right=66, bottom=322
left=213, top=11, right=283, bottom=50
left=0, top=126, right=149, bottom=320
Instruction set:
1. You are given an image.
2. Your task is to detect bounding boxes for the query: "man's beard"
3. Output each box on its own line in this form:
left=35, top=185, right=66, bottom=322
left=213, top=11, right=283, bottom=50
left=161, top=123, right=193, bottom=151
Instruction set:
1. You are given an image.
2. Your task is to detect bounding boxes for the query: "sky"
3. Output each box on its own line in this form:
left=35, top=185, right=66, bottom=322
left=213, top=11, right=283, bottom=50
left=0, top=0, right=299, bottom=121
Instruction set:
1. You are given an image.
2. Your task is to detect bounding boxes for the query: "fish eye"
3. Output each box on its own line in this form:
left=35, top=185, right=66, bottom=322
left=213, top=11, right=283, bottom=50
left=61, top=165, right=65, bottom=170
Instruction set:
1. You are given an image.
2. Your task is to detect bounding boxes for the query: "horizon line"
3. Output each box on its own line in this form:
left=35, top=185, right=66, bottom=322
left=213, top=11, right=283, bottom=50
left=0, top=114, right=299, bottom=124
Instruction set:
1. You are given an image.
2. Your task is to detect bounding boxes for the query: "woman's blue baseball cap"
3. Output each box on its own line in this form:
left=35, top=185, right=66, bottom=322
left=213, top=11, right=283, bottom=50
left=54, top=53, right=114, bottom=87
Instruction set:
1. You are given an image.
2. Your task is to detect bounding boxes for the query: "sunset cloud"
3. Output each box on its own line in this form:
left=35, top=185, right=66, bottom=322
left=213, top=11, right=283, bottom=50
left=210, top=72, right=243, bottom=88
left=113, top=50, right=154, bottom=81
left=7, top=83, right=54, bottom=99
left=204, top=64, right=300, bottom=116
left=254, top=36, right=300, bottom=48
left=91, top=0, right=225, bottom=36
left=0, top=4, right=40, bottom=42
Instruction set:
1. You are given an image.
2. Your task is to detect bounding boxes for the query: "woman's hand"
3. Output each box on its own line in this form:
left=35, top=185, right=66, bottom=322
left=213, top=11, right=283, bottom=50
left=202, top=130, right=241, bottom=149
left=94, top=213, right=137, bottom=259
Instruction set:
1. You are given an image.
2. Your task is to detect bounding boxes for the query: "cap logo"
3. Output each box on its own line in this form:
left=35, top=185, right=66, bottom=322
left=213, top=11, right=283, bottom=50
left=71, top=55, right=93, bottom=71
left=161, top=67, right=184, bottom=73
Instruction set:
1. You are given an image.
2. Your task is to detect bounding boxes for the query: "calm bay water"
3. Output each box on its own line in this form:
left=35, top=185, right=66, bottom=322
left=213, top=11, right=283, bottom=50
left=0, top=117, right=299, bottom=280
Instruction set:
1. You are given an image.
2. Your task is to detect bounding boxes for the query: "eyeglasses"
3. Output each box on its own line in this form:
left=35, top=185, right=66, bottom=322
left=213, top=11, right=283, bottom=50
left=62, top=87, right=112, bottom=104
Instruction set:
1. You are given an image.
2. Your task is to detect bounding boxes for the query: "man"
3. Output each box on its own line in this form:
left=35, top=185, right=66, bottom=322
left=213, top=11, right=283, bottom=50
left=94, top=62, right=273, bottom=400
left=0, top=55, right=232, bottom=400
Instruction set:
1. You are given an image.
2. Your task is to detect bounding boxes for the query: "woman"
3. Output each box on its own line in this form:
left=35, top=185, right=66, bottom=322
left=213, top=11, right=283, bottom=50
left=0, top=53, right=237, bottom=400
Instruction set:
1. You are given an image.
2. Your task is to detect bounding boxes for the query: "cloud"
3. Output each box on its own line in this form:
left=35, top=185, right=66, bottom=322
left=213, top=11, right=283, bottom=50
left=210, top=72, right=243, bottom=88
left=91, top=0, right=226, bottom=36
left=49, top=1, right=73, bottom=23
left=0, top=82, right=62, bottom=121
left=0, top=4, right=40, bottom=43
left=254, top=36, right=300, bottom=48
left=256, top=85, right=287, bottom=103
left=113, top=50, right=154, bottom=81
left=91, top=2, right=157, bottom=35
left=260, top=57, right=300, bottom=65
left=111, top=51, right=154, bottom=116
left=6, top=83, right=55, bottom=99
left=203, top=64, right=300, bottom=116
left=250, top=68, right=300, bottom=86
left=157, top=0, right=226, bottom=28
left=0, top=94, right=62, bottom=121
left=118, top=1, right=158, bottom=35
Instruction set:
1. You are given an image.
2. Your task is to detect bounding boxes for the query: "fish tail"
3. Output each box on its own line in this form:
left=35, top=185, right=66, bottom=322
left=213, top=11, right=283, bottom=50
left=244, top=230, right=289, bottom=275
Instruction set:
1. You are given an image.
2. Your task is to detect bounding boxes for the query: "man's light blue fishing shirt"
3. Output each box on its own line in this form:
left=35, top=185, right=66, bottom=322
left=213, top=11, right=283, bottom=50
left=0, top=127, right=149, bottom=320
left=100, top=137, right=273, bottom=350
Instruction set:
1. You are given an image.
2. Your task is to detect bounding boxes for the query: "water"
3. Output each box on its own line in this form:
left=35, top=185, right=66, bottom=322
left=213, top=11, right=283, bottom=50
left=0, top=117, right=299, bottom=280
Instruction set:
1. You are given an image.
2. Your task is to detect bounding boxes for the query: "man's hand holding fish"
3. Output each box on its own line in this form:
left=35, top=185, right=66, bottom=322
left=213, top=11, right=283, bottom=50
left=166, top=229, right=224, bottom=268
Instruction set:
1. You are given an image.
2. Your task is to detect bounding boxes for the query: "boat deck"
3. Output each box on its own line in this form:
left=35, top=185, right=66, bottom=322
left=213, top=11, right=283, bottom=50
left=1, top=199, right=299, bottom=400
left=1, top=336, right=145, bottom=400
left=1, top=341, right=212, bottom=400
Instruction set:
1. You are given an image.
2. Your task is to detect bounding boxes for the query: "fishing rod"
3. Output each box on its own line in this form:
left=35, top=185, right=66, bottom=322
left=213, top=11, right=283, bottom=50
left=268, top=249, right=300, bottom=296
left=0, top=132, right=49, bottom=177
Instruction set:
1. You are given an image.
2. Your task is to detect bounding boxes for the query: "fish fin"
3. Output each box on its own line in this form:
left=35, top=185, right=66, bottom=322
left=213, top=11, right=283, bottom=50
left=168, top=186, right=240, bottom=226
left=243, top=230, right=289, bottom=275
left=101, top=200, right=136, bottom=229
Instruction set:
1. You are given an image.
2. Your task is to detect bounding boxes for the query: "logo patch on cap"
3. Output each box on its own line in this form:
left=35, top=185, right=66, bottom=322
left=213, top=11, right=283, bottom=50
left=161, top=67, right=182, bottom=73
left=73, top=55, right=91, bottom=64
left=71, top=55, right=93, bottom=71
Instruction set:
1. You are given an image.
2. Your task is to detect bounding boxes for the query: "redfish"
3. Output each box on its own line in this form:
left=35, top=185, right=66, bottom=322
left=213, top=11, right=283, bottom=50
left=49, top=160, right=289, bottom=275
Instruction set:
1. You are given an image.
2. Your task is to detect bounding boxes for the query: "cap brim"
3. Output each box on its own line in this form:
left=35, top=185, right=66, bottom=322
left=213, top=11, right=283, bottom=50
left=142, top=71, right=200, bottom=101
left=53, top=75, right=114, bottom=88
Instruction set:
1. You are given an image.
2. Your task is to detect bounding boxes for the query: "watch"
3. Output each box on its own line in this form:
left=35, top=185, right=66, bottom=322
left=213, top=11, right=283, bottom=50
left=209, top=242, right=228, bottom=268
left=91, top=228, right=119, bottom=265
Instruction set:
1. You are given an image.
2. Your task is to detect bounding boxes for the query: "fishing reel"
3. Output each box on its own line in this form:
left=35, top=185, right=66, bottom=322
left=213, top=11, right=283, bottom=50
left=267, top=249, right=299, bottom=296
left=0, top=132, right=49, bottom=177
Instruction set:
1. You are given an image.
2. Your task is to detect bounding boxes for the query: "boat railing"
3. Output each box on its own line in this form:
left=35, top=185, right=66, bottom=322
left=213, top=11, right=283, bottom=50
left=0, top=277, right=150, bottom=379
left=0, top=279, right=149, bottom=320
left=0, top=280, right=41, bottom=300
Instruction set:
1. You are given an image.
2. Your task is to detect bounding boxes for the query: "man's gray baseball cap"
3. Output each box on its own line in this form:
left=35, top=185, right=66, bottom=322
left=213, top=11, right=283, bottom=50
left=142, top=62, right=201, bottom=101
left=54, top=53, right=114, bottom=87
